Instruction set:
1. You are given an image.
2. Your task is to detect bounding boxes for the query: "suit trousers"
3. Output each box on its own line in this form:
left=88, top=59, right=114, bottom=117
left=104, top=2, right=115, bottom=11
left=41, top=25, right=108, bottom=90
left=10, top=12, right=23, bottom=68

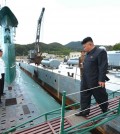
left=80, top=79, right=108, bottom=114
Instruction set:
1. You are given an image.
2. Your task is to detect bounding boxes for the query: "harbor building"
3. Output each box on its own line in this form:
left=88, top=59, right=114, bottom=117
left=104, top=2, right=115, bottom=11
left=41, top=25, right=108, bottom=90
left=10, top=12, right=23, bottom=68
left=69, top=52, right=81, bottom=58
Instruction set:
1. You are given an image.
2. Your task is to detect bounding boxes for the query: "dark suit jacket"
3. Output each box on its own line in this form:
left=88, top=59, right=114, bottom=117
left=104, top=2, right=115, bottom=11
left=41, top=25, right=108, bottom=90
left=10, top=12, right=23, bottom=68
left=82, top=47, right=109, bottom=87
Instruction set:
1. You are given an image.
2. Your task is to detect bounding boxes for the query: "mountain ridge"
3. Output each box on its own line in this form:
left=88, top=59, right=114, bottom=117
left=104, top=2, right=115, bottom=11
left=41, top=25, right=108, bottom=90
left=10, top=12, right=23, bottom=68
left=15, top=41, right=113, bottom=56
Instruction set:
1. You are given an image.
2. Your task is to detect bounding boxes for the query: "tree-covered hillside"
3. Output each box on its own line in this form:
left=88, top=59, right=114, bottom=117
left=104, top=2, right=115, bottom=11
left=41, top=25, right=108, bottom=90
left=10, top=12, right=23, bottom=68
left=65, top=41, right=83, bottom=51
left=15, top=42, right=72, bottom=56
left=112, top=43, right=120, bottom=50
left=15, top=41, right=119, bottom=56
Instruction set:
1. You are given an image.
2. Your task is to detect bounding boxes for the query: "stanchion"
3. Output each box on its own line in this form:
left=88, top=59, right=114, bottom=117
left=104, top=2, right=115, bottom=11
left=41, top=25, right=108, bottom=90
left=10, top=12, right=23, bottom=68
left=118, top=100, right=120, bottom=114
left=60, top=91, right=66, bottom=134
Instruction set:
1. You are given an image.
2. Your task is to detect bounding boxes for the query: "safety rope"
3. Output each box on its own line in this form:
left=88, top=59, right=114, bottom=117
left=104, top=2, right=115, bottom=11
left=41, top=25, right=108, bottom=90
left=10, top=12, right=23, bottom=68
left=65, top=98, right=118, bottom=119
left=66, top=81, right=120, bottom=97
left=66, top=86, right=101, bottom=96
left=57, top=97, right=119, bottom=134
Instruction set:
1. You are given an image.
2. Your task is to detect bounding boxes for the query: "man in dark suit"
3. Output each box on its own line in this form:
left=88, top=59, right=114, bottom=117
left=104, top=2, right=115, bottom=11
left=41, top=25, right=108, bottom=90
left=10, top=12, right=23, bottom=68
left=75, top=37, right=109, bottom=116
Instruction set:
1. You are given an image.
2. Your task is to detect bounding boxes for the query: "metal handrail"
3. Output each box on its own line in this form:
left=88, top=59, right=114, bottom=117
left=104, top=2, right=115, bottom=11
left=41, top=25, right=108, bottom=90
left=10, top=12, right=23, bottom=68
left=60, top=90, right=120, bottom=133
left=64, top=107, right=119, bottom=133
left=3, top=89, right=120, bottom=134
left=3, top=100, right=79, bottom=134
left=65, top=113, right=118, bottom=134
left=60, top=91, right=66, bottom=134
left=3, top=109, right=62, bottom=134
left=108, top=89, right=120, bottom=98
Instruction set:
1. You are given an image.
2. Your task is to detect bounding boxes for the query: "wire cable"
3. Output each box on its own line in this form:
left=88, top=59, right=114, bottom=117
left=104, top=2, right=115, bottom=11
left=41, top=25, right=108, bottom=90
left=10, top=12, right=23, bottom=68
left=65, top=97, right=119, bottom=119
left=66, top=86, right=101, bottom=96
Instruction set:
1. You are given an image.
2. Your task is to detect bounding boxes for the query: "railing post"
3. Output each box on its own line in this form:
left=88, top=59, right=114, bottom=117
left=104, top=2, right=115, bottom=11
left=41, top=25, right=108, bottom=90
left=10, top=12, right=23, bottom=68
left=113, top=92, right=115, bottom=98
left=118, top=100, right=120, bottom=114
left=60, top=91, right=66, bottom=134
left=45, top=114, right=47, bottom=121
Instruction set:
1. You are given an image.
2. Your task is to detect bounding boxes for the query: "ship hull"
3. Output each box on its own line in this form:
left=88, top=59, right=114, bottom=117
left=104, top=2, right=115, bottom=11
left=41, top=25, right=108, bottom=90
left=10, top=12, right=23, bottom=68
left=19, top=62, right=80, bottom=103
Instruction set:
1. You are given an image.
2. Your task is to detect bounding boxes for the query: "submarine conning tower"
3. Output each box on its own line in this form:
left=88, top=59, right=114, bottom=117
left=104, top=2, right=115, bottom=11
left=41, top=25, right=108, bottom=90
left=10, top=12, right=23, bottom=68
left=0, top=6, right=18, bottom=84
left=0, top=6, right=18, bottom=27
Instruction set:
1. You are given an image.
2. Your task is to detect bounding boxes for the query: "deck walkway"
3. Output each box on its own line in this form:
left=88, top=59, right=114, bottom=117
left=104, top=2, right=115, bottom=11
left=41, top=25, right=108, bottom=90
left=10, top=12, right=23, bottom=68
left=4, top=96, right=119, bottom=134
left=14, top=118, right=71, bottom=134
left=0, top=66, right=60, bottom=133
left=65, top=96, right=120, bottom=134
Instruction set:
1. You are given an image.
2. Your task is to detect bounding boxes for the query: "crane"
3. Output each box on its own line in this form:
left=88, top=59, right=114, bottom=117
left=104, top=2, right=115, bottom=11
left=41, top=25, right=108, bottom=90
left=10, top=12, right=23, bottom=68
left=28, top=7, right=45, bottom=65
left=35, top=7, right=45, bottom=54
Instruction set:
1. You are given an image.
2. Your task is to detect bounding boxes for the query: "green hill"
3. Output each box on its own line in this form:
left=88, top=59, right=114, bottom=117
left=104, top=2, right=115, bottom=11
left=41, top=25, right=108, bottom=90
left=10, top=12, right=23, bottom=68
left=65, top=41, right=83, bottom=51
left=15, top=41, right=115, bottom=56
left=15, top=42, right=72, bottom=56
left=64, top=41, right=113, bottom=51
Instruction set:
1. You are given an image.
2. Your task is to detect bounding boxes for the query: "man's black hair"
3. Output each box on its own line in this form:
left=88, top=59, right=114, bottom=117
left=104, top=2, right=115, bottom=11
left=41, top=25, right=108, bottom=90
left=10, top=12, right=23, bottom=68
left=0, top=49, right=3, bottom=52
left=81, top=37, right=93, bottom=45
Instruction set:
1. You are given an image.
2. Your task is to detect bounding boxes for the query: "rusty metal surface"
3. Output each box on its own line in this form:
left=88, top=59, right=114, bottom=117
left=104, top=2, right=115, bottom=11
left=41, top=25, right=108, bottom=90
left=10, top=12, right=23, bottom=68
left=5, top=98, right=17, bottom=106
left=66, top=97, right=120, bottom=127
left=22, top=105, right=30, bottom=115
left=87, top=96, right=120, bottom=119
left=14, top=118, right=71, bottom=134
left=65, top=97, right=120, bottom=134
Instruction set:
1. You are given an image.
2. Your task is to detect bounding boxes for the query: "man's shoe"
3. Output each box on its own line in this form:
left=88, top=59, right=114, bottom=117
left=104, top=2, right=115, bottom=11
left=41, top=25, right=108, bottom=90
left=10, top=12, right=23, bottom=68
left=103, top=108, right=110, bottom=113
left=75, top=112, right=89, bottom=117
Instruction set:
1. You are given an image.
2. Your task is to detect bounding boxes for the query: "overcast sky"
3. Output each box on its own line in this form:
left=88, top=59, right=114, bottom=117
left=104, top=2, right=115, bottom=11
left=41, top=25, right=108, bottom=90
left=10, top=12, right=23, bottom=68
left=0, top=0, right=120, bottom=45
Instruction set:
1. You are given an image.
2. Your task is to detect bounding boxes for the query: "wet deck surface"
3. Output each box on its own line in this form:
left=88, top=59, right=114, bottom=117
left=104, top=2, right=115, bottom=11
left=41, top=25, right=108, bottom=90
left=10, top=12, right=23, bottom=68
left=0, top=82, right=41, bottom=133
left=0, top=66, right=60, bottom=133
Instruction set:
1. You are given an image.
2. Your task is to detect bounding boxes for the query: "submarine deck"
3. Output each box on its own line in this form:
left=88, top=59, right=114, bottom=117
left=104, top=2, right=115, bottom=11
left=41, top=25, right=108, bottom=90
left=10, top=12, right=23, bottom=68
left=0, top=66, right=60, bottom=133
left=0, top=63, right=120, bottom=133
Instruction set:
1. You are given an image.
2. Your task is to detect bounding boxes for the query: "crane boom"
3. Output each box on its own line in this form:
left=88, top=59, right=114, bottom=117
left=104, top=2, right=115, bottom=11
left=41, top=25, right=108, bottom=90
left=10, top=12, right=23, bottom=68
left=35, top=7, right=45, bottom=53
left=28, top=7, right=45, bottom=65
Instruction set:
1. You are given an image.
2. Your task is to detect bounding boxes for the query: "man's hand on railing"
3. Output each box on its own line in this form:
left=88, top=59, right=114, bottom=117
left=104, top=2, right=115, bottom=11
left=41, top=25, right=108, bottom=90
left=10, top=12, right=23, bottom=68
left=98, top=82, right=105, bottom=87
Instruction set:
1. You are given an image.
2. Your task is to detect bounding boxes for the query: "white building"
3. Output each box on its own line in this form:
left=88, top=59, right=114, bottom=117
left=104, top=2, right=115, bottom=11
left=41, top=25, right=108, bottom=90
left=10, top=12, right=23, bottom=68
left=69, top=52, right=81, bottom=59
left=42, top=53, right=56, bottom=59
left=42, top=53, right=48, bottom=57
